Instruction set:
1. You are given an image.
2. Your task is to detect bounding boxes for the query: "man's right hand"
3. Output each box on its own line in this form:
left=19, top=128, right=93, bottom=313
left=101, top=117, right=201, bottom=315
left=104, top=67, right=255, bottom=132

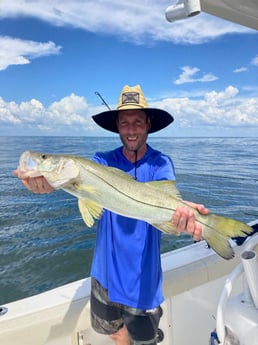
left=14, top=170, right=54, bottom=194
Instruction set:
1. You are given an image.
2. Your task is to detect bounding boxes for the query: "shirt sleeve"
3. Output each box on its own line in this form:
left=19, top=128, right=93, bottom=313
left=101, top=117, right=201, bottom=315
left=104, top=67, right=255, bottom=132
left=92, top=152, right=108, bottom=165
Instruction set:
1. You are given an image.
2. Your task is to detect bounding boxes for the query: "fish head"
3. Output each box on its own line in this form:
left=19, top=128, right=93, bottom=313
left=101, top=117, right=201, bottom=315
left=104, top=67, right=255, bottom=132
left=18, top=151, right=80, bottom=188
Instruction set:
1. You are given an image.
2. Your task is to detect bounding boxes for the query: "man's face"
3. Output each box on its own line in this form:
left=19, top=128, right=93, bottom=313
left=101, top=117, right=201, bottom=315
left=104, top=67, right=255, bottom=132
left=117, top=110, right=151, bottom=153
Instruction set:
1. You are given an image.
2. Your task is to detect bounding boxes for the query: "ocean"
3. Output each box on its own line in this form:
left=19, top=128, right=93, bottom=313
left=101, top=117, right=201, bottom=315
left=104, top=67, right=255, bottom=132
left=0, top=136, right=258, bottom=305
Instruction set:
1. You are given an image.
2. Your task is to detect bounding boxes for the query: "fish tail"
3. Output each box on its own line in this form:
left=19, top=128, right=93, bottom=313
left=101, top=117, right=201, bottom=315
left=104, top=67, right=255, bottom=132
left=204, top=229, right=235, bottom=260
left=202, top=213, right=253, bottom=238
left=201, top=214, right=253, bottom=260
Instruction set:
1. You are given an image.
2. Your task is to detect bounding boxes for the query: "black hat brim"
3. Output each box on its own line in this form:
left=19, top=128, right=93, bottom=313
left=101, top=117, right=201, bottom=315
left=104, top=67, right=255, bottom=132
left=92, top=108, right=174, bottom=133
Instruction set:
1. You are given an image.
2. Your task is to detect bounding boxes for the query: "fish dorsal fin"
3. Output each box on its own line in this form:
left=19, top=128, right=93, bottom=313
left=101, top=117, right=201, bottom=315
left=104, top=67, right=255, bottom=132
left=146, top=180, right=182, bottom=199
left=78, top=198, right=103, bottom=228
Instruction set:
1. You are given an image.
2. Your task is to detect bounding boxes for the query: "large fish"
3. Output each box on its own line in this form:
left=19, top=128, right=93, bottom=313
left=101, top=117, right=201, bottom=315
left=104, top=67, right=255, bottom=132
left=17, top=151, right=253, bottom=260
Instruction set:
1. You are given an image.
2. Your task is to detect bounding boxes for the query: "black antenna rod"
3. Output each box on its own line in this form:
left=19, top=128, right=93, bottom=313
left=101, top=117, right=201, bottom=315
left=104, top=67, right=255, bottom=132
left=95, top=91, right=112, bottom=110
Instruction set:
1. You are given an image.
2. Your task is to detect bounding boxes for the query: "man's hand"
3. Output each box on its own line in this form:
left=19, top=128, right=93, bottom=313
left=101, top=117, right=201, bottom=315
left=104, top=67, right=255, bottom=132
left=13, top=170, right=54, bottom=194
left=172, top=202, right=209, bottom=242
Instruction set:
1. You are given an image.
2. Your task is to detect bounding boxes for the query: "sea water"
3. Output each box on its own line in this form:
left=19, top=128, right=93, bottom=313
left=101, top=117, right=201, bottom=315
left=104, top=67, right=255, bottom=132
left=0, top=136, right=257, bottom=304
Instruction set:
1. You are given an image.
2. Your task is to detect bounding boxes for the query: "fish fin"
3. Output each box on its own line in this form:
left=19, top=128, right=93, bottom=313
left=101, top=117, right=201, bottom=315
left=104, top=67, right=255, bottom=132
left=74, top=183, right=97, bottom=194
left=78, top=198, right=103, bottom=228
left=146, top=180, right=182, bottom=199
left=152, top=222, right=179, bottom=235
left=204, top=228, right=235, bottom=260
left=198, top=214, right=253, bottom=260
left=202, top=214, right=253, bottom=238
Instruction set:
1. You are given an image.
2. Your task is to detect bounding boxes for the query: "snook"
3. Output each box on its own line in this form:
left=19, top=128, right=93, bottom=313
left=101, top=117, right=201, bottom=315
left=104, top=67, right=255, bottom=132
left=18, top=151, right=253, bottom=260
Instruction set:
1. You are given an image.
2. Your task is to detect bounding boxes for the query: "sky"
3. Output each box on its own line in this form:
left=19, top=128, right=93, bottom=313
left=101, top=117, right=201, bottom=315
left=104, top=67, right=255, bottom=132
left=0, top=0, right=257, bottom=137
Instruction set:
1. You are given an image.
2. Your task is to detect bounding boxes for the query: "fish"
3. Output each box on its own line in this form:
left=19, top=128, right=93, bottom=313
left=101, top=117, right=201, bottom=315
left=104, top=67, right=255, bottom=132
left=17, top=151, right=253, bottom=260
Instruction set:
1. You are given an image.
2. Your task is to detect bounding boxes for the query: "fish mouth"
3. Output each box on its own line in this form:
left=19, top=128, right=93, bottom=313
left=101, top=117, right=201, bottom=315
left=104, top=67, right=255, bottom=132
left=18, top=151, right=42, bottom=179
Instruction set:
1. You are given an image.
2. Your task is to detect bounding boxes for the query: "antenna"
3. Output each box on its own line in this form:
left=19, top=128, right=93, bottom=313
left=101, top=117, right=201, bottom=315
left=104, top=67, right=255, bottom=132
left=95, top=91, right=112, bottom=110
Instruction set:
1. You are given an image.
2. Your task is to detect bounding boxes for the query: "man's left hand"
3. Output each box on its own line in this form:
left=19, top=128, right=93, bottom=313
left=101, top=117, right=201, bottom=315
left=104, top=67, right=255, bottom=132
left=172, top=202, right=209, bottom=242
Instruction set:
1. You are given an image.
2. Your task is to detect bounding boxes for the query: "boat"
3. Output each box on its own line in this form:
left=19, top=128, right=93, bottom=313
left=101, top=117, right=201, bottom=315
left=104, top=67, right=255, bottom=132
left=0, top=221, right=257, bottom=345
left=1, top=2, right=258, bottom=344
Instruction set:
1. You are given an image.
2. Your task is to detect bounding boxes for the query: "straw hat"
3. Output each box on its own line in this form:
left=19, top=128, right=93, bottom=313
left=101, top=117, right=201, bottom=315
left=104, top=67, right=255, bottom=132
left=92, top=85, right=174, bottom=133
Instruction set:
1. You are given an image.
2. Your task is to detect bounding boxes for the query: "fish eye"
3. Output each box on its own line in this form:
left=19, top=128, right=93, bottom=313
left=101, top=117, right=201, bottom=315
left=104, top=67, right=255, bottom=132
left=41, top=154, right=47, bottom=159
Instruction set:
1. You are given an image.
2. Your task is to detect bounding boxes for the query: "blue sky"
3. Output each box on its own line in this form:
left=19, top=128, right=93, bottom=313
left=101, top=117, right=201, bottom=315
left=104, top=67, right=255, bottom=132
left=0, top=0, right=257, bottom=137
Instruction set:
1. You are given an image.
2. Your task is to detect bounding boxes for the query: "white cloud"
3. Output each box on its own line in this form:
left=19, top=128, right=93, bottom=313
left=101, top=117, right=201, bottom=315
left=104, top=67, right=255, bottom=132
left=232, top=54, right=258, bottom=74
left=251, top=55, right=258, bottom=66
left=0, top=0, right=253, bottom=46
left=0, top=36, right=61, bottom=70
left=233, top=67, right=248, bottom=73
left=174, top=66, right=218, bottom=85
left=49, top=94, right=91, bottom=125
left=0, top=1, right=255, bottom=71
left=233, top=55, right=258, bottom=73
left=204, top=85, right=239, bottom=105
left=0, top=93, right=97, bottom=134
left=150, top=86, right=258, bottom=129
left=1, top=87, right=258, bottom=135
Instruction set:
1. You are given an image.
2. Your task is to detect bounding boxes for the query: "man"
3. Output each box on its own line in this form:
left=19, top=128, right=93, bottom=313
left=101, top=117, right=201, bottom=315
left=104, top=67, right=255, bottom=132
left=16, top=85, right=208, bottom=345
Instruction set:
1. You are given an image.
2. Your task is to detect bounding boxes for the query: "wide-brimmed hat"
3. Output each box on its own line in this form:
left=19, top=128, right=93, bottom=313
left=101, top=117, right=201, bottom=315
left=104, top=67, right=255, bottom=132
left=92, top=85, right=174, bottom=133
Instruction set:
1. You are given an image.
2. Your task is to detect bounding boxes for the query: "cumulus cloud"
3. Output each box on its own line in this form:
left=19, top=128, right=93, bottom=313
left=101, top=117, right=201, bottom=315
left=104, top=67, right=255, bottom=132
left=1, top=87, right=258, bottom=135
left=0, top=93, right=99, bottom=135
left=0, top=36, right=61, bottom=70
left=174, top=66, right=218, bottom=85
left=150, top=86, right=258, bottom=129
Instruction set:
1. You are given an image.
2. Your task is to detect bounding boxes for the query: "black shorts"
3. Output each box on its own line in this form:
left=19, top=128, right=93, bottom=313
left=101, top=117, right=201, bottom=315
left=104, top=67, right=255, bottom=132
left=90, top=278, right=162, bottom=345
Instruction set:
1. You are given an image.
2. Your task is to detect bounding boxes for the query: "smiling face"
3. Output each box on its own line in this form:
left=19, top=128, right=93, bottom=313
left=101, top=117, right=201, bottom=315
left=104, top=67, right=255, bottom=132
left=117, top=109, right=151, bottom=162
